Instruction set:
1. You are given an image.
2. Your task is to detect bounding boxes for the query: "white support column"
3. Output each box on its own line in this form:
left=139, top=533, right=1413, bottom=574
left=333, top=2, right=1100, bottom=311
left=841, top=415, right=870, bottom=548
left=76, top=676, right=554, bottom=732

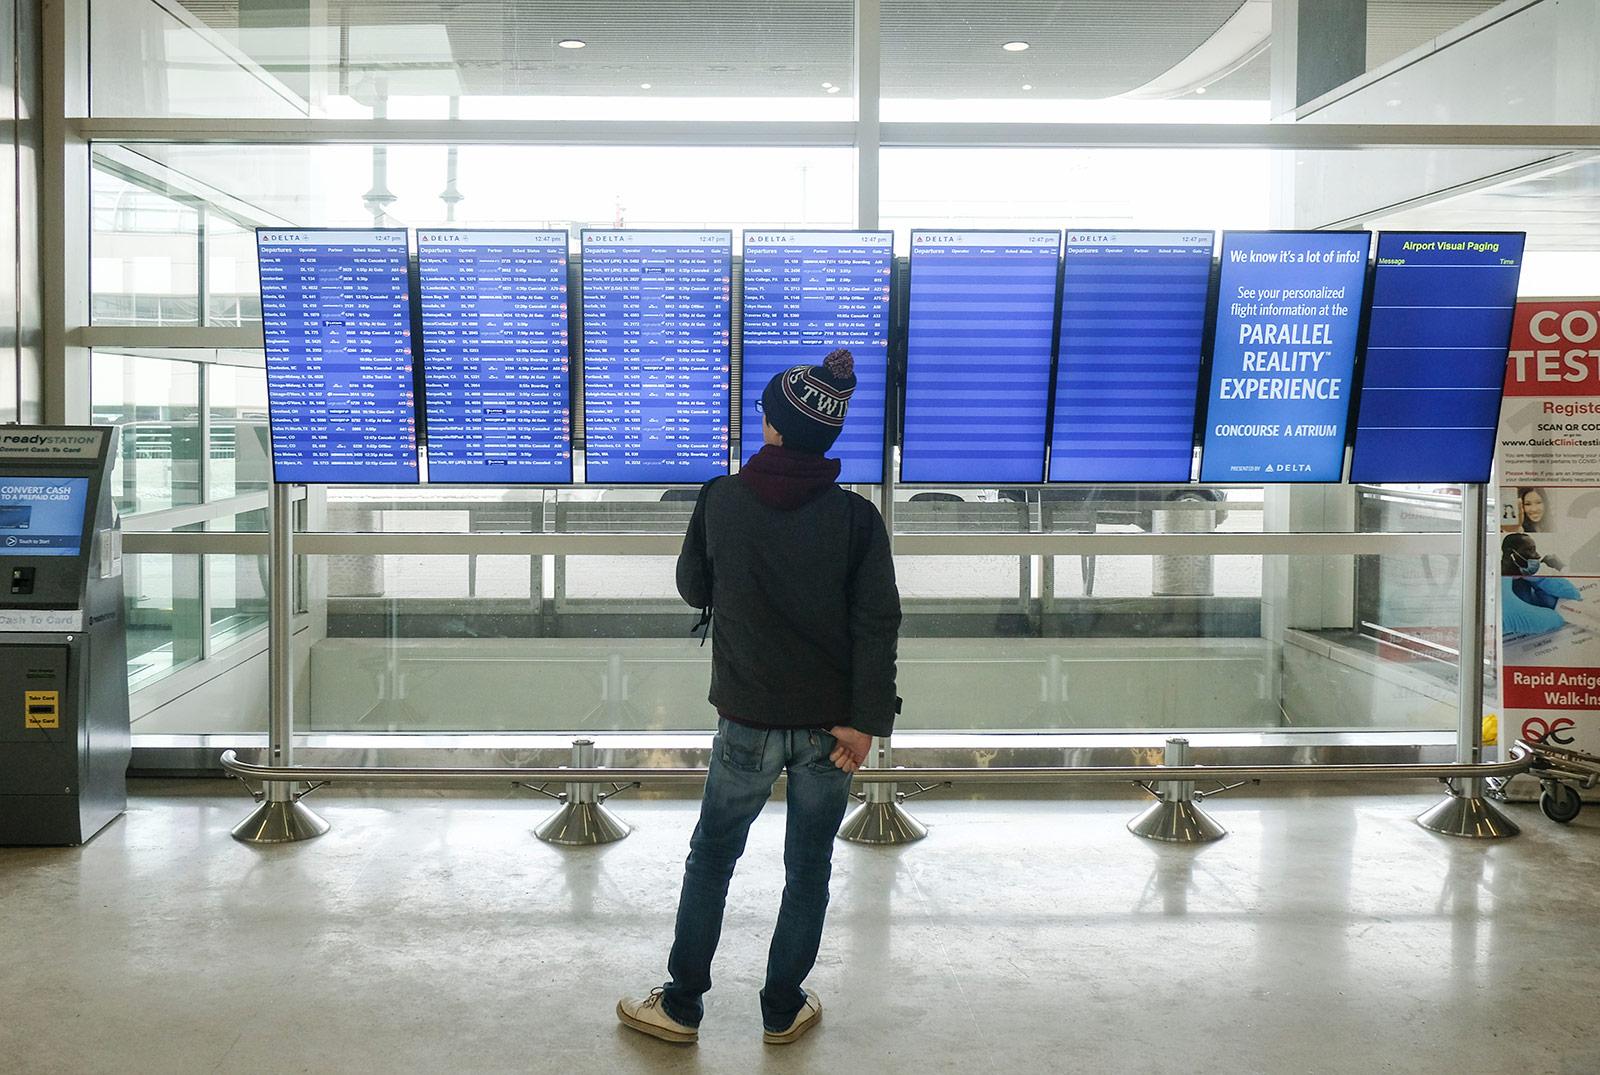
left=854, top=0, right=892, bottom=529
left=40, top=0, right=90, bottom=425
left=853, top=0, right=880, bottom=232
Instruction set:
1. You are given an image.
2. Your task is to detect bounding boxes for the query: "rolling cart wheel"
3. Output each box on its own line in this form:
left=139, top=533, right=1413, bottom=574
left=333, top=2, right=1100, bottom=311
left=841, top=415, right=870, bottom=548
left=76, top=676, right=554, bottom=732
left=1539, top=783, right=1582, bottom=824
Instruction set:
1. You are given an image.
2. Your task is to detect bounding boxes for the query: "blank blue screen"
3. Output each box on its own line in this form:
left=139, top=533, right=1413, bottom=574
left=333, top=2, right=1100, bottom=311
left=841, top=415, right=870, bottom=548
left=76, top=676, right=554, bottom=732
left=903, top=231, right=1060, bottom=483
left=417, top=230, right=572, bottom=483
left=1349, top=232, right=1524, bottom=483
left=1200, top=231, right=1371, bottom=483
left=257, top=229, right=419, bottom=484
left=1050, top=231, right=1213, bottom=483
left=580, top=231, right=731, bottom=483
left=741, top=231, right=892, bottom=483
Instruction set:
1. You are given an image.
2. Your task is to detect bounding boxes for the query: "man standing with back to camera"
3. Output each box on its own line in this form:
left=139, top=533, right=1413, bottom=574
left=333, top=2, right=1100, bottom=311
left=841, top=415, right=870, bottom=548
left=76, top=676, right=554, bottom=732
left=618, top=347, right=902, bottom=1045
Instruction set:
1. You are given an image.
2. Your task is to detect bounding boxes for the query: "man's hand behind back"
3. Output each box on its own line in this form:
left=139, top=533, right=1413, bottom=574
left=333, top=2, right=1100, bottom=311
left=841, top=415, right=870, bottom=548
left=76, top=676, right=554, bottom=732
left=828, top=726, right=873, bottom=772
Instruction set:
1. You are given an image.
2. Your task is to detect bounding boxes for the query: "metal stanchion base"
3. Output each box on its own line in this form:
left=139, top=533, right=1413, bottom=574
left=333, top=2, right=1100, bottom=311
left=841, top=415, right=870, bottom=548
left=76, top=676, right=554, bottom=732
left=535, top=802, right=632, bottom=846
left=231, top=799, right=331, bottom=844
left=1416, top=794, right=1520, bottom=839
left=1127, top=800, right=1227, bottom=844
left=838, top=800, right=928, bottom=845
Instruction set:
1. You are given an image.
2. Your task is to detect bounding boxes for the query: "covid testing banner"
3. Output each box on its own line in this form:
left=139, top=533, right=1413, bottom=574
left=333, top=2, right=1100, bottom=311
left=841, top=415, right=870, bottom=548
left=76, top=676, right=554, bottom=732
left=1497, top=299, right=1600, bottom=756
left=1200, top=231, right=1371, bottom=482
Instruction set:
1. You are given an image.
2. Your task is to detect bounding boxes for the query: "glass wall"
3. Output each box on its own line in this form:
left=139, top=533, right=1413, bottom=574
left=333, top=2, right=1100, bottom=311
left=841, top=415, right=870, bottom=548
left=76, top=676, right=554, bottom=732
left=91, top=351, right=269, bottom=688
left=71, top=0, right=1582, bottom=743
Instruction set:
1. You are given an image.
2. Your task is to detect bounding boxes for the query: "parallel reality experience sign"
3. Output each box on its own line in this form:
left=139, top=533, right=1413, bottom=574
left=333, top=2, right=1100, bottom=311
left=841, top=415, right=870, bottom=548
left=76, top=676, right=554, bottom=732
left=1200, top=231, right=1370, bottom=482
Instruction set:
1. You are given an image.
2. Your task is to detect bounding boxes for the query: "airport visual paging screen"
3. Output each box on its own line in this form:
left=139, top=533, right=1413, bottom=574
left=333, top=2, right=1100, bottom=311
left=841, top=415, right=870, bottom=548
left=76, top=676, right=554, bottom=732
left=741, top=231, right=892, bottom=482
left=902, top=231, right=1062, bottom=483
left=1200, top=231, right=1372, bottom=483
left=580, top=230, right=732, bottom=483
left=257, top=229, right=419, bottom=484
left=0, top=477, right=91, bottom=557
left=416, top=230, right=573, bottom=483
left=1348, top=232, right=1525, bottom=484
left=1050, top=230, right=1214, bottom=483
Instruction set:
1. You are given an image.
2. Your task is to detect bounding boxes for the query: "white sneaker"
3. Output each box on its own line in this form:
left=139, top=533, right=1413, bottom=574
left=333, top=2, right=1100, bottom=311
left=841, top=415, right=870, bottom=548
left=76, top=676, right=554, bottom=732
left=617, top=988, right=698, bottom=1044
left=763, top=990, right=821, bottom=1044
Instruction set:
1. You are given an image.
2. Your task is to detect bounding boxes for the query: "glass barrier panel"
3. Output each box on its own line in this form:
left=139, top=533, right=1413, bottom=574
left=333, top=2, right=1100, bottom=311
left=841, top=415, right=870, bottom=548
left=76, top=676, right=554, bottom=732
left=100, top=0, right=852, bottom=121
left=125, top=549, right=204, bottom=690
left=106, top=143, right=854, bottom=234
left=91, top=351, right=203, bottom=515
left=90, top=0, right=310, bottom=118
left=92, top=168, right=200, bottom=328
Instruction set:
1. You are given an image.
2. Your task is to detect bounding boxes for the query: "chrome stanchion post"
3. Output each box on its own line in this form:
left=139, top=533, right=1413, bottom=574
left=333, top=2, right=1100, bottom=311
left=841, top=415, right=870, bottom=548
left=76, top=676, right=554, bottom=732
left=1419, top=483, right=1519, bottom=838
left=535, top=737, right=633, bottom=846
left=1127, top=737, right=1227, bottom=843
left=838, top=737, right=930, bottom=845
left=232, top=483, right=330, bottom=844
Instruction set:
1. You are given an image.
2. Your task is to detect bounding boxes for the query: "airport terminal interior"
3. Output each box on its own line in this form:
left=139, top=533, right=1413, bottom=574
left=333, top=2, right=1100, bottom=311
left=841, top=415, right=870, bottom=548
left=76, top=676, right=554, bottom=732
left=5, top=1, right=1600, bottom=1072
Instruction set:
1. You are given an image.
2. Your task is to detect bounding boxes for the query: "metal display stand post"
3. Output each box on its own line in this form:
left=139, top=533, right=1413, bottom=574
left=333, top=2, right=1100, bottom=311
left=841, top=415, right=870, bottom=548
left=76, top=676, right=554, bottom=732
left=839, top=738, right=932, bottom=844
left=1127, top=737, right=1228, bottom=843
left=231, top=483, right=330, bottom=843
left=532, top=738, right=635, bottom=846
left=1417, top=483, right=1519, bottom=838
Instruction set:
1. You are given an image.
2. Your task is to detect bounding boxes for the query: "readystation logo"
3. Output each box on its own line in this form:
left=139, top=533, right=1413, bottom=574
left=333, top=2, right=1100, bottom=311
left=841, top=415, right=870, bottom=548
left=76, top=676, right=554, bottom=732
left=0, top=431, right=103, bottom=458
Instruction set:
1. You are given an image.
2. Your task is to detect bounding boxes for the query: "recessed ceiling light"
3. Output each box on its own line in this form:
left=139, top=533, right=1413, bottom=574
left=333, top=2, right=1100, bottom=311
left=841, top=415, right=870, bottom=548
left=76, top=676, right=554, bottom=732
left=821, top=82, right=833, bottom=88
left=827, top=86, right=841, bottom=94
left=1386, top=98, right=1402, bottom=107
left=556, top=39, right=586, bottom=49
left=1022, top=84, right=1032, bottom=91
left=1194, top=86, right=1207, bottom=94
left=640, top=83, right=651, bottom=89
left=1001, top=41, right=1029, bottom=52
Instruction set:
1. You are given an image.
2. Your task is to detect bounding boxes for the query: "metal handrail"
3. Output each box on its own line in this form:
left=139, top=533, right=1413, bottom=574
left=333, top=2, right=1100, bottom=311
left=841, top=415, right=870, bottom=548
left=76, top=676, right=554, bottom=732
left=219, top=741, right=1534, bottom=788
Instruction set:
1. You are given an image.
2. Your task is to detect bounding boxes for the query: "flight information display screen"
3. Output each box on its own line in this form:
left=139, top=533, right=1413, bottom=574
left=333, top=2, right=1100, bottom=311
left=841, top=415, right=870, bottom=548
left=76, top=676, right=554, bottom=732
left=1200, top=231, right=1371, bottom=483
left=416, top=230, right=572, bottom=483
left=741, top=231, right=892, bottom=482
left=257, top=229, right=419, bottom=484
left=1349, top=232, right=1525, bottom=483
left=1050, top=230, right=1214, bottom=483
left=0, top=477, right=90, bottom=557
left=580, top=230, right=732, bottom=483
left=903, top=231, right=1061, bottom=483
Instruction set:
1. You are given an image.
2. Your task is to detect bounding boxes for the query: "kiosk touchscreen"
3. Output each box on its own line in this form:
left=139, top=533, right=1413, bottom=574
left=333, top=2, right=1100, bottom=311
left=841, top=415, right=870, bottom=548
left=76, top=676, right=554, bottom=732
left=0, top=427, right=129, bottom=845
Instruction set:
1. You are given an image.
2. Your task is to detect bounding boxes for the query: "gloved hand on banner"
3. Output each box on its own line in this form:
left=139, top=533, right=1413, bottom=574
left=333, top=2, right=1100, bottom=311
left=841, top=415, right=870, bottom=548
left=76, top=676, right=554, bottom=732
left=1502, top=575, right=1581, bottom=634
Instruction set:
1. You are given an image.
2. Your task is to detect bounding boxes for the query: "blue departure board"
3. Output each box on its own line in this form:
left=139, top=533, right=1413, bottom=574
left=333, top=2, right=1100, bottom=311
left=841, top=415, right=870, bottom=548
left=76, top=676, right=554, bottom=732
left=1349, top=232, right=1525, bottom=484
left=903, top=231, right=1061, bottom=483
left=741, top=231, right=892, bottom=482
left=1200, top=231, right=1371, bottom=483
left=257, top=229, right=419, bottom=484
left=1050, top=230, right=1214, bottom=483
left=580, top=230, right=732, bottom=483
left=416, top=230, right=572, bottom=483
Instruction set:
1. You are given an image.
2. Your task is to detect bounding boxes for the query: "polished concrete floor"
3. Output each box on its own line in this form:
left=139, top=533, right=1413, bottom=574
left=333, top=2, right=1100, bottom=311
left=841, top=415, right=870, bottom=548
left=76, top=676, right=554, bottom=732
left=2, top=780, right=1598, bottom=1075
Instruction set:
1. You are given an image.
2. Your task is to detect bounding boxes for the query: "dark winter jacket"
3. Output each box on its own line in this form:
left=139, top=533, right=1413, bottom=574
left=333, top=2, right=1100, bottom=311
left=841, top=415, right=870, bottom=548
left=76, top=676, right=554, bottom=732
left=676, top=445, right=901, bottom=737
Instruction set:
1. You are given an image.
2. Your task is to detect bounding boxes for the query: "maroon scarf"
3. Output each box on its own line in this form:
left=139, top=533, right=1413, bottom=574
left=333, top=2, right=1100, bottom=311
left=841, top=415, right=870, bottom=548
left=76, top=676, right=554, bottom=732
left=738, top=444, right=841, bottom=510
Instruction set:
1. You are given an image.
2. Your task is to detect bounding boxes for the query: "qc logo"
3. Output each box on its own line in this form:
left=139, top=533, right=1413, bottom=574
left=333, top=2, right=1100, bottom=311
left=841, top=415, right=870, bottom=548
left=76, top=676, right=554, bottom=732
left=1522, top=716, right=1577, bottom=746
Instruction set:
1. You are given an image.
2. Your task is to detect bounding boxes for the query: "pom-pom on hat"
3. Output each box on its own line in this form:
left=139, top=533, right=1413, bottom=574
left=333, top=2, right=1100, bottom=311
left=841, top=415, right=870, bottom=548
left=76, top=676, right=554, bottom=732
left=760, top=348, right=858, bottom=454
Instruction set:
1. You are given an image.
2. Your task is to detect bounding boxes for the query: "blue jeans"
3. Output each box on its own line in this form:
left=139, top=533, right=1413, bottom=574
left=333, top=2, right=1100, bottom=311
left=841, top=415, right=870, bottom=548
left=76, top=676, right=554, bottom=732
left=660, top=718, right=855, bottom=1032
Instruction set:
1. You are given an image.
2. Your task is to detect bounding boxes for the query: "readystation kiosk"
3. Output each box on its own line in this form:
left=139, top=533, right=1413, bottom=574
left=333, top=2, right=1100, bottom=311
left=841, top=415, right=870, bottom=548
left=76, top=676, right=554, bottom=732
left=0, top=426, right=129, bottom=845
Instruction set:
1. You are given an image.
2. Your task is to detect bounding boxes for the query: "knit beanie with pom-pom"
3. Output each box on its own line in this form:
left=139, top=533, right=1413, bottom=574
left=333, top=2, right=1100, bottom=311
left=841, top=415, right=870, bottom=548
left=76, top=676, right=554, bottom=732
left=758, top=348, right=858, bottom=455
